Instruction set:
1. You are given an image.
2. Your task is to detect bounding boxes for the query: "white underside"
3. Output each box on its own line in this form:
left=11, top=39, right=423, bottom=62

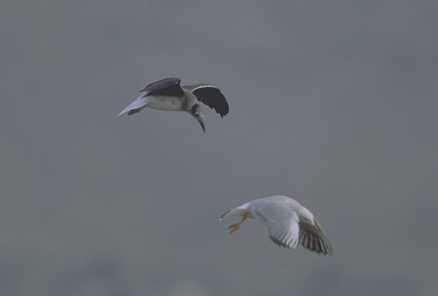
left=118, top=94, right=188, bottom=117
left=147, top=96, right=185, bottom=111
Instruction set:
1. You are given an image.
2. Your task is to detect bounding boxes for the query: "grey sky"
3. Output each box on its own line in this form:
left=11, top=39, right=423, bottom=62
left=1, top=0, right=437, bottom=295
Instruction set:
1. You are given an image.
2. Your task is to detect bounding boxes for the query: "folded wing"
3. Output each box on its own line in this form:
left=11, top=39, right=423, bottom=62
left=140, top=77, right=184, bottom=97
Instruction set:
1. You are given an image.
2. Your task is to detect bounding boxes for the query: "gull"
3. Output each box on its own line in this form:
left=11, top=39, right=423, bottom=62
left=118, top=77, right=229, bottom=132
left=220, top=195, right=333, bottom=255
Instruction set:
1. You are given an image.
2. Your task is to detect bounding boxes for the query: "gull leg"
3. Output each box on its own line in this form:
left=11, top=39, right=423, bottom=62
left=228, top=223, right=240, bottom=235
left=227, top=213, right=248, bottom=235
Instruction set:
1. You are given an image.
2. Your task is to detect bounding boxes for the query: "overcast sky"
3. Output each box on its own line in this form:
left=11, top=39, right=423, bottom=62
left=1, top=0, right=437, bottom=295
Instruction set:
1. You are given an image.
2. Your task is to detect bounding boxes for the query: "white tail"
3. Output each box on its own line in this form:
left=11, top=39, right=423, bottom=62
left=219, top=203, right=250, bottom=221
left=118, top=95, right=149, bottom=117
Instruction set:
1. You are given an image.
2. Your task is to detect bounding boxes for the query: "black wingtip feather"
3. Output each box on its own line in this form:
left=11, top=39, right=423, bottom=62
left=299, top=226, right=333, bottom=256
left=192, top=87, right=229, bottom=117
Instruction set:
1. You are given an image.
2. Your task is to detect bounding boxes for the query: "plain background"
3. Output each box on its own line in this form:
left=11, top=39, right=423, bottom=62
left=1, top=1, right=437, bottom=295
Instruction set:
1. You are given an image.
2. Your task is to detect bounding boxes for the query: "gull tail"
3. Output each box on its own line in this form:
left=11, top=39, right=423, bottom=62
left=219, top=209, right=232, bottom=221
left=219, top=203, right=250, bottom=221
left=118, top=95, right=149, bottom=117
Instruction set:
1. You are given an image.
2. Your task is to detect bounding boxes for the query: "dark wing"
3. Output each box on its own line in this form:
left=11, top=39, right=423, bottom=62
left=186, top=85, right=229, bottom=117
left=140, top=77, right=184, bottom=97
left=298, top=219, right=333, bottom=255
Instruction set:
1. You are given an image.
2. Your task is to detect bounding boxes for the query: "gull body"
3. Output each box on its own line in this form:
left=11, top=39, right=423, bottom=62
left=146, top=95, right=185, bottom=111
left=220, top=195, right=333, bottom=255
left=118, top=77, right=229, bottom=132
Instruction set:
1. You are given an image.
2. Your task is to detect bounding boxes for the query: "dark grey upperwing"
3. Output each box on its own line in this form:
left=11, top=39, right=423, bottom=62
left=140, top=77, right=184, bottom=97
left=186, top=85, right=229, bottom=117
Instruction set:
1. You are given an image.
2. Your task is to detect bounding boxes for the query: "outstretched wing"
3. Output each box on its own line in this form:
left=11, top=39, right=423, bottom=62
left=185, top=84, right=229, bottom=117
left=140, top=77, right=184, bottom=97
left=299, top=219, right=333, bottom=255
left=254, top=204, right=300, bottom=249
